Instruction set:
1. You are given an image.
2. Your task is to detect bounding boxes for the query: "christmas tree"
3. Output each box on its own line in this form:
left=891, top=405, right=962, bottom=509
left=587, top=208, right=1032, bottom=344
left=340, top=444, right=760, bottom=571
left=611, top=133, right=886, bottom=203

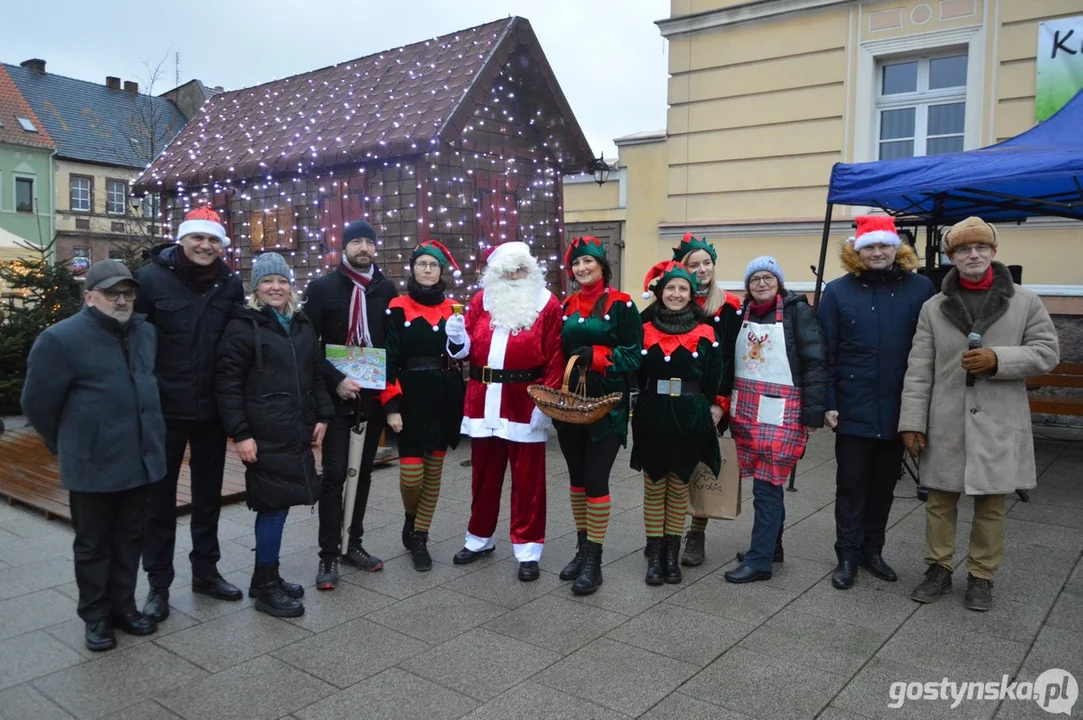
left=0, top=240, right=81, bottom=414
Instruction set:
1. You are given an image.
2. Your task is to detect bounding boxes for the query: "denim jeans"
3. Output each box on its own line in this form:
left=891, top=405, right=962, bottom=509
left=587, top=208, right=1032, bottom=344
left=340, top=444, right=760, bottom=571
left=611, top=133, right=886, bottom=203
left=744, top=479, right=785, bottom=572
left=255, top=509, right=289, bottom=565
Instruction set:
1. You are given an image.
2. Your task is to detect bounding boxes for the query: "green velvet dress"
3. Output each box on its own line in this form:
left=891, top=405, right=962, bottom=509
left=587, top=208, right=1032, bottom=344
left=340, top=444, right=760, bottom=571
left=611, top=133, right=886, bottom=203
left=553, top=289, right=643, bottom=445
left=630, top=316, right=723, bottom=482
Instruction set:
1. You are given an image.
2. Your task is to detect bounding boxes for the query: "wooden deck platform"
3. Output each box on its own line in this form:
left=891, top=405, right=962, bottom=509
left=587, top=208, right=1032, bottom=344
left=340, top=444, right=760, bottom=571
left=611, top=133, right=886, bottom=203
left=0, top=426, right=248, bottom=522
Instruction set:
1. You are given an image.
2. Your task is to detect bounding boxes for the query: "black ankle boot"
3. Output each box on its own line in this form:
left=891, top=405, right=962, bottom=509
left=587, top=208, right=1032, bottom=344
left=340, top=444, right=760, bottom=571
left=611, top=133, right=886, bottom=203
left=408, top=531, right=433, bottom=572
left=250, top=558, right=303, bottom=599
left=254, top=564, right=304, bottom=618
left=402, top=513, right=415, bottom=550
left=572, top=541, right=603, bottom=596
left=644, top=537, right=664, bottom=586
left=663, top=534, right=683, bottom=584
left=560, top=530, right=588, bottom=581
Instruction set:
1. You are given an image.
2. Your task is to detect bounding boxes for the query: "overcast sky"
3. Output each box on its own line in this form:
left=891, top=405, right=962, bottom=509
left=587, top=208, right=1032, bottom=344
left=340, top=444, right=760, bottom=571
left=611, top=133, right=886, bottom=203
left=3, top=0, right=670, bottom=164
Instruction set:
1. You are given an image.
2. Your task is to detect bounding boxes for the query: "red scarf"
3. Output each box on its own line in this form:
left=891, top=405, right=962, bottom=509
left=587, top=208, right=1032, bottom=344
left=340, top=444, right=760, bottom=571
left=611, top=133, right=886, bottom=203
left=576, top=280, right=606, bottom=316
left=748, top=296, right=777, bottom=317
left=340, top=258, right=374, bottom=346
left=959, top=267, right=993, bottom=291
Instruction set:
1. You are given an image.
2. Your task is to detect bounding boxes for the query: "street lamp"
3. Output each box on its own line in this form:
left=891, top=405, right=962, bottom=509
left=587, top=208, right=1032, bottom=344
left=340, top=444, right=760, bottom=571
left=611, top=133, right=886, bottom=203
left=589, top=154, right=612, bottom=186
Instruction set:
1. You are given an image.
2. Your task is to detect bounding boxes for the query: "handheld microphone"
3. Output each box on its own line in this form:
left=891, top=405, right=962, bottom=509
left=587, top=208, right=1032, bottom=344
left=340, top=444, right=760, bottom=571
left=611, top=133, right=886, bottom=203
left=966, top=332, right=981, bottom=387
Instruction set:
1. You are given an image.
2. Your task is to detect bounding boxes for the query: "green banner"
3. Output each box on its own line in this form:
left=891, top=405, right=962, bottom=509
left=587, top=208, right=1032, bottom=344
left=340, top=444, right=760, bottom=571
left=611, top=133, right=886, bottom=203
left=1036, top=17, right=1083, bottom=121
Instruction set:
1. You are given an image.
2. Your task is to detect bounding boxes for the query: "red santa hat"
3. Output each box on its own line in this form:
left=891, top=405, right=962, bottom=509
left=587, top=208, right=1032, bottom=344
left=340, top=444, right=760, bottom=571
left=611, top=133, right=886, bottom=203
left=849, top=215, right=900, bottom=251
left=177, top=207, right=230, bottom=248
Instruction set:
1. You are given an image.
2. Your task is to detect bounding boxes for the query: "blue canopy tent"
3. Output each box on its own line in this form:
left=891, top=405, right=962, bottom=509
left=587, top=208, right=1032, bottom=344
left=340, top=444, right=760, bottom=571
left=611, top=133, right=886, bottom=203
left=814, top=88, right=1083, bottom=305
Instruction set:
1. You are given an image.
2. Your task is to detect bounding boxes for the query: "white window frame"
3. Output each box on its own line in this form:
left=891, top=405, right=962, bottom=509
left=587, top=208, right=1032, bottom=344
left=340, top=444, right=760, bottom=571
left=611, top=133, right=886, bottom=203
left=875, top=52, right=968, bottom=160
left=106, top=179, right=127, bottom=216
left=70, top=175, right=92, bottom=212
left=853, top=25, right=984, bottom=165
left=142, top=193, right=161, bottom=219
left=14, top=174, right=35, bottom=213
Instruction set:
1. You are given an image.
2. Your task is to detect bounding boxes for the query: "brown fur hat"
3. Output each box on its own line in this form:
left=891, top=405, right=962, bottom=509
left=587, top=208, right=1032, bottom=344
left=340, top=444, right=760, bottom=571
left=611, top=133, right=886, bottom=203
left=942, top=217, right=998, bottom=255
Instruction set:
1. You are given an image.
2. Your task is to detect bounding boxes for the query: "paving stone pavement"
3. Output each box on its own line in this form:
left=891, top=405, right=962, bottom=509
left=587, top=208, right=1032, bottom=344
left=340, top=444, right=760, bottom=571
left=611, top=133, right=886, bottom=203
left=0, top=426, right=1080, bottom=719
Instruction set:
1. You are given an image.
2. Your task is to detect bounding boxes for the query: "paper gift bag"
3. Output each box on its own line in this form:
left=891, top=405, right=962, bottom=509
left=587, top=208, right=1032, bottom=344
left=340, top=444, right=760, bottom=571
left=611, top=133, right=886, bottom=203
left=688, top=435, right=742, bottom=519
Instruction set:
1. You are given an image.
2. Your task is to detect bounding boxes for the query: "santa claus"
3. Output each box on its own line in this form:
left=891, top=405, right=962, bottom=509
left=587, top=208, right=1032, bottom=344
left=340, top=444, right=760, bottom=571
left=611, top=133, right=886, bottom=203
left=445, top=241, right=565, bottom=581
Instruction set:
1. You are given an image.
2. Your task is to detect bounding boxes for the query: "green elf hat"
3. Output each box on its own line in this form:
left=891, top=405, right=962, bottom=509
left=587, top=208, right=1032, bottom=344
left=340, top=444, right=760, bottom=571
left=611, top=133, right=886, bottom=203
left=563, top=236, right=607, bottom=278
left=410, top=240, right=462, bottom=279
left=642, top=260, right=698, bottom=300
left=671, top=231, right=717, bottom=263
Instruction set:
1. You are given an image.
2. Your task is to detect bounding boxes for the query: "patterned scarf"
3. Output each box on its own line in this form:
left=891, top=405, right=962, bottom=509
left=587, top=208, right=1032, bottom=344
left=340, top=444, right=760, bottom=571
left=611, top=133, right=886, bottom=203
left=340, top=257, right=374, bottom=347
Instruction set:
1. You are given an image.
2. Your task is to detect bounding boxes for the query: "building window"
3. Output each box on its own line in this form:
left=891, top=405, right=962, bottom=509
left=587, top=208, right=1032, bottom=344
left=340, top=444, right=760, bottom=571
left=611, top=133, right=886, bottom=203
left=15, top=177, right=33, bottom=212
left=142, top=193, right=161, bottom=219
left=108, top=247, right=125, bottom=260
left=106, top=179, right=127, bottom=215
left=16, top=117, right=37, bottom=132
left=71, top=176, right=92, bottom=212
left=876, top=53, right=967, bottom=160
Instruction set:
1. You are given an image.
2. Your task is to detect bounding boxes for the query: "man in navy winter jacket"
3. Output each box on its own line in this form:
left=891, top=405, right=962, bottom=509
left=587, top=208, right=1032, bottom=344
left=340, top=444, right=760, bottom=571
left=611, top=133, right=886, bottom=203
left=818, top=216, right=936, bottom=590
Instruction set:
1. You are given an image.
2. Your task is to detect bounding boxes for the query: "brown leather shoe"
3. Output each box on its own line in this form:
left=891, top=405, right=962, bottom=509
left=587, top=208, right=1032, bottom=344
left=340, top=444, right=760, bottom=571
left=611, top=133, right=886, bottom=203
left=911, top=564, right=952, bottom=603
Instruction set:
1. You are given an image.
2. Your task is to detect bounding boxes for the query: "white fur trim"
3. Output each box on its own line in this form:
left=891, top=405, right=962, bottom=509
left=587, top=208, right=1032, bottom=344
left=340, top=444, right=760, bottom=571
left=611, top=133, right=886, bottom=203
left=464, top=532, right=495, bottom=552
left=177, top=218, right=230, bottom=248
left=486, top=241, right=532, bottom=269
left=460, top=416, right=550, bottom=443
left=483, top=328, right=509, bottom=431
left=853, top=229, right=900, bottom=250
left=513, top=542, right=543, bottom=563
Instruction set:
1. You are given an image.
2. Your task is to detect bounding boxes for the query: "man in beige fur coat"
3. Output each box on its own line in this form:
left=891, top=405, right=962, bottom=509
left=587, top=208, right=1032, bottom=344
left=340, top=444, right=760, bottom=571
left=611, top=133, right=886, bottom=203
left=899, top=216, right=1059, bottom=612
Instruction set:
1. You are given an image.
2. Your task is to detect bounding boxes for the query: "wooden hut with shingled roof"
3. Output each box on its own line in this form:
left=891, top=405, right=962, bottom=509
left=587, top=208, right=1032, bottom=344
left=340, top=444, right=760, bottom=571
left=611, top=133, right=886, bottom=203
left=133, top=16, right=595, bottom=296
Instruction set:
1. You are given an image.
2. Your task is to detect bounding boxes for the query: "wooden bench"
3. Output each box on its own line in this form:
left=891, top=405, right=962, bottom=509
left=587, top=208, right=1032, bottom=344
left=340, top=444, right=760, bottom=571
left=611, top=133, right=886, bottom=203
left=1027, top=362, right=1083, bottom=417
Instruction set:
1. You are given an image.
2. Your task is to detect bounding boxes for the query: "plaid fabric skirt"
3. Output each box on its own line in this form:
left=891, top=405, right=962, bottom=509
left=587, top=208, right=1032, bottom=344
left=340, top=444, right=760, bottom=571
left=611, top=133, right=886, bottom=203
left=730, top=377, right=807, bottom=486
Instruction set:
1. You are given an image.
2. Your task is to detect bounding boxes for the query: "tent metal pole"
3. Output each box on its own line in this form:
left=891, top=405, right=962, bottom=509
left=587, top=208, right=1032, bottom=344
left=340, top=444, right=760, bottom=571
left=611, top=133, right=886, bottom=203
left=814, top=202, right=833, bottom=308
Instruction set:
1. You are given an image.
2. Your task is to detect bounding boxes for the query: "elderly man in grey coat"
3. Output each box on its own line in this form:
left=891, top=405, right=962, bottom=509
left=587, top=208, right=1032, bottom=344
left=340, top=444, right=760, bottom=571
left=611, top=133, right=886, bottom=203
left=899, top=217, right=1059, bottom=612
left=22, top=260, right=167, bottom=651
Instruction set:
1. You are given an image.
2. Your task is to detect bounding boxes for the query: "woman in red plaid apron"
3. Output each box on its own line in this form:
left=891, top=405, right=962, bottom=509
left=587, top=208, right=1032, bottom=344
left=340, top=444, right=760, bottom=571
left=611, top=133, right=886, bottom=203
left=725, top=256, right=826, bottom=584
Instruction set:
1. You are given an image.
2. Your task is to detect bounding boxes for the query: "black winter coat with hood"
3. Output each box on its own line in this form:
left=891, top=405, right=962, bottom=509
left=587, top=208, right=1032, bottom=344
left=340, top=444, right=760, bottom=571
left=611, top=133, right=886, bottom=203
left=135, top=243, right=244, bottom=421
left=215, top=304, right=335, bottom=512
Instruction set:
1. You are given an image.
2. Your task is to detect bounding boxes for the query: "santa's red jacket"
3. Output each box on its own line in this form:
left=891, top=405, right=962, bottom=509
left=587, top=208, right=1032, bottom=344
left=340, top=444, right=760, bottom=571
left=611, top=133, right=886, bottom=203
left=449, top=287, right=565, bottom=443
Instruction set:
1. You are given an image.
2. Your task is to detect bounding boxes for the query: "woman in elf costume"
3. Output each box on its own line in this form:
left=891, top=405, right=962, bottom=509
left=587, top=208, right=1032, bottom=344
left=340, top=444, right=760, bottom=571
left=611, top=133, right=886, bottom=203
left=380, top=240, right=466, bottom=572
left=631, top=261, right=724, bottom=586
left=555, top=237, right=643, bottom=596
left=670, top=232, right=741, bottom=567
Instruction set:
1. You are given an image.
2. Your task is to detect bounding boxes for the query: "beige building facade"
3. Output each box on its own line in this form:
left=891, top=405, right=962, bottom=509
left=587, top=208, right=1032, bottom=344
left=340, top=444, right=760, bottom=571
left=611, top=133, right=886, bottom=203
left=566, top=0, right=1083, bottom=312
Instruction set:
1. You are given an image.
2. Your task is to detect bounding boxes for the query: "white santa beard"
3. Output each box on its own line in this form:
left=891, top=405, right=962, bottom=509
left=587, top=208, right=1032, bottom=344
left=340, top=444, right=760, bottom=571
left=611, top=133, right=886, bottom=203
left=482, top=271, right=545, bottom=332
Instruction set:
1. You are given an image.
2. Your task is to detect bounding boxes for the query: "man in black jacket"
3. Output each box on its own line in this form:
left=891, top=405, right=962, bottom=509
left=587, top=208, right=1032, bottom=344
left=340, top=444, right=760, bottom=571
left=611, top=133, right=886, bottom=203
left=134, top=207, right=245, bottom=620
left=22, top=260, right=166, bottom=651
left=304, top=219, right=398, bottom=589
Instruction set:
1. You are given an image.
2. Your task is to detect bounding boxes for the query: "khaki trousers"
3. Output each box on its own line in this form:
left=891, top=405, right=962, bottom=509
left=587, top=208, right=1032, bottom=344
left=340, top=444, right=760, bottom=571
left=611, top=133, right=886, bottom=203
left=924, top=489, right=1006, bottom=580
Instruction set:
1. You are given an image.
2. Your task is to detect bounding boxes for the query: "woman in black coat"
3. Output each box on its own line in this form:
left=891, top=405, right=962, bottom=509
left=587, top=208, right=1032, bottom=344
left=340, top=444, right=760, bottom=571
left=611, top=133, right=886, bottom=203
left=216, top=253, right=334, bottom=618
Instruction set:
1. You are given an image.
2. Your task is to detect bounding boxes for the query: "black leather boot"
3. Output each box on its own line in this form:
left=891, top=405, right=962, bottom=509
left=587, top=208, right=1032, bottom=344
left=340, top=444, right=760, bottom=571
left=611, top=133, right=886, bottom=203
left=249, top=557, right=303, bottom=599
left=402, top=513, right=415, bottom=550
left=644, top=537, right=664, bottom=586
left=832, top=559, right=857, bottom=590
left=85, top=618, right=116, bottom=652
left=680, top=530, right=705, bottom=567
left=663, top=534, right=683, bottom=584
left=408, top=531, right=433, bottom=572
left=560, top=530, right=588, bottom=581
left=254, top=564, right=304, bottom=618
left=572, top=541, right=603, bottom=596
left=142, top=588, right=169, bottom=622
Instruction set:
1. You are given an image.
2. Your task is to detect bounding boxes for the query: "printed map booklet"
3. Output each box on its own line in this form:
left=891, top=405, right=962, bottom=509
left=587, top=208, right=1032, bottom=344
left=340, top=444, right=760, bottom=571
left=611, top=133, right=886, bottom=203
left=325, top=345, right=387, bottom=390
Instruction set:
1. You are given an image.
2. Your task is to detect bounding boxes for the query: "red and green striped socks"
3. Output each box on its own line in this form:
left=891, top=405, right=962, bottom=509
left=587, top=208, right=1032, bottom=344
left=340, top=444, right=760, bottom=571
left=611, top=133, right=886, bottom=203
left=569, top=486, right=587, bottom=532
left=643, top=474, right=666, bottom=537
left=400, top=457, right=424, bottom=516
left=665, top=476, right=690, bottom=535
left=415, top=451, right=445, bottom=534
left=691, top=516, right=708, bottom=533
left=586, top=495, right=611, bottom=545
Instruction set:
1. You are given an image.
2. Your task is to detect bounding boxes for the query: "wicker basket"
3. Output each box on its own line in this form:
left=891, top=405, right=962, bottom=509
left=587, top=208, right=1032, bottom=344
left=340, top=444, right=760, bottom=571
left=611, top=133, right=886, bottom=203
left=528, top=355, right=624, bottom=425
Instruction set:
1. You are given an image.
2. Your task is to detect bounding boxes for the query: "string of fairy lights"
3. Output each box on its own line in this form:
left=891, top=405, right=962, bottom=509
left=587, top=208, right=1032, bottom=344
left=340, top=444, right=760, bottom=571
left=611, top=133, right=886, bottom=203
left=134, top=24, right=584, bottom=299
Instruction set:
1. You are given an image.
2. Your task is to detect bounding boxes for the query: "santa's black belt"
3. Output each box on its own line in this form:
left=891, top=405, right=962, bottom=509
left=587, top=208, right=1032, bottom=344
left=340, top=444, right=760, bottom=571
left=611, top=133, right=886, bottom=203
left=645, top=378, right=702, bottom=396
left=406, top=356, right=453, bottom=371
left=469, top=365, right=544, bottom=385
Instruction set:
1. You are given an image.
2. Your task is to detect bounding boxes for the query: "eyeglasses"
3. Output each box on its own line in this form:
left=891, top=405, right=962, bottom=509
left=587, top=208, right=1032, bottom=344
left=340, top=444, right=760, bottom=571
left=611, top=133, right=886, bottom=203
left=952, top=244, right=993, bottom=257
left=414, top=261, right=441, bottom=271
left=96, top=288, right=138, bottom=302
left=748, top=275, right=777, bottom=286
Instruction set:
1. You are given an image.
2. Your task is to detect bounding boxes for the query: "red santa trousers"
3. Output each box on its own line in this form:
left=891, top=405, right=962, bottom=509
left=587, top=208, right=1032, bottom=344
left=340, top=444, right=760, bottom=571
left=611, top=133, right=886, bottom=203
left=464, top=436, right=546, bottom=562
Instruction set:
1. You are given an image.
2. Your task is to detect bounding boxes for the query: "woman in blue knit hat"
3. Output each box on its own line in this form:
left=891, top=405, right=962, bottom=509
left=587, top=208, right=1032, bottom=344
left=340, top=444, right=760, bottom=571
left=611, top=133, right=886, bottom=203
left=215, top=252, right=334, bottom=617
left=377, top=240, right=466, bottom=572
left=724, top=256, right=826, bottom=584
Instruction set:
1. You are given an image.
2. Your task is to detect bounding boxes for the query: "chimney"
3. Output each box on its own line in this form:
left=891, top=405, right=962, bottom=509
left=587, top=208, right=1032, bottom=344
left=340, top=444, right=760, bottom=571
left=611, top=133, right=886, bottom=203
left=124, top=81, right=139, bottom=94
left=21, top=59, right=46, bottom=74
left=106, top=76, right=121, bottom=90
